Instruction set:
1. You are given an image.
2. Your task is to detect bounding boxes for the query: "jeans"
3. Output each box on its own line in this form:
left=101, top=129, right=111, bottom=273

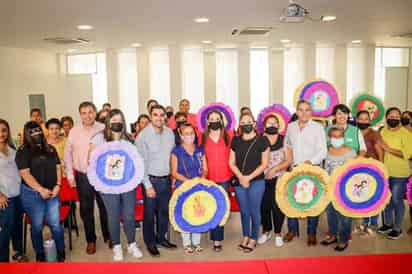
left=0, top=196, right=21, bottom=262
left=326, top=204, right=352, bottom=244
left=181, top=232, right=201, bottom=247
left=287, top=216, right=319, bottom=236
left=101, top=189, right=136, bottom=246
left=75, top=172, right=110, bottom=243
left=142, top=176, right=171, bottom=247
left=234, top=179, right=265, bottom=240
left=261, top=178, right=285, bottom=234
left=383, top=177, right=408, bottom=232
left=363, top=215, right=379, bottom=226
left=21, top=184, right=65, bottom=255
left=210, top=181, right=230, bottom=241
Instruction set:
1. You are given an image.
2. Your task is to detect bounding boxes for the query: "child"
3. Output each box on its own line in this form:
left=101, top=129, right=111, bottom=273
left=321, top=126, right=357, bottom=252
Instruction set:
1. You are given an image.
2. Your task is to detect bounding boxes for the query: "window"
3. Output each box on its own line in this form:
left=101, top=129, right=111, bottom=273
left=346, top=47, right=366, bottom=103
left=216, top=49, right=239, bottom=117
left=284, top=47, right=305, bottom=112
left=149, top=47, right=171, bottom=106
left=250, top=48, right=269, bottom=117
left=316, top=47, right=335, bottom=82
left=118, top=49, right=139, bottom=125
left=182, top=47, right=204, bottom=112
left=67, top=53, right=108, bottom=108
left=374, top=48, right=410, bottom=100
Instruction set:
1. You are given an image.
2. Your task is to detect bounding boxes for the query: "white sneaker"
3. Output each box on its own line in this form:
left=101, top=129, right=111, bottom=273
left=275, top=236, right=284, bottom=247
left=257, top=232, right=272, bottom=245
left=113, top=244, right=124, bottom=261
left=127, top=242, right=143, bottom=259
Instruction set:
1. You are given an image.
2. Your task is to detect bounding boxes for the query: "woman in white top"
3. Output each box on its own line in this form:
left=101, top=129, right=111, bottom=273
left=0, top=119, right=24, bottom=262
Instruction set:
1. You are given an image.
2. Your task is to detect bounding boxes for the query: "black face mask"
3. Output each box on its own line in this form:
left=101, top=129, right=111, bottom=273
left=208, top=121, right=222, bottom=131
left=387, top=119, right=400, bottom=128
left=241, top=124, right=254, bottom=134
left=166, top=112, right=173, bottom=119
left=98, top=117, right=106, bottom=123
left=357, top=122, right=370, bottom=130
left=264, top=126, right=279, bottom=135
left=110, top=122, right=123, bottom=133
left=30, top=134, right=43, bottom=145
left=176, top=121, right=186, bottom=128
left=401, top=117, right=410, bottom=126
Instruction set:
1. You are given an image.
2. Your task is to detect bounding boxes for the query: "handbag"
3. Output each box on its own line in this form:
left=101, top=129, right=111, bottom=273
left=230, top=137, right=258, bottom=187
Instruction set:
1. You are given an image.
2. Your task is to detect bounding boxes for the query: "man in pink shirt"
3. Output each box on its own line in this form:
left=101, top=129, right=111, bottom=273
left=64, top=101, right=110, bottom=255
left=167, top=99, right=197, bottom=130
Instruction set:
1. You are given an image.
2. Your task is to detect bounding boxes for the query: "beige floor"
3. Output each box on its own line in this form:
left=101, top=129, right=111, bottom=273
left=22, top=203, right=412, bottom=262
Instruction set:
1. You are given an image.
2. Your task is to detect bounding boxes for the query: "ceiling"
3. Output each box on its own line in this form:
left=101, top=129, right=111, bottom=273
left=1, top=0, right=412, bottom=52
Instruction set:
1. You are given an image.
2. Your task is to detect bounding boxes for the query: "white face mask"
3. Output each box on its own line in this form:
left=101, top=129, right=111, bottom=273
left=182, top=135, right=195, bottom=144
left=330, top=137, right=344, bottom=148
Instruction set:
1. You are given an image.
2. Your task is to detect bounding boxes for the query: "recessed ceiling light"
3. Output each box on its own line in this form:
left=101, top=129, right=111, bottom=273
left=280, top=39, right=291, bottom=43
left=194, top=17, right=209, bottom=23
left=77, top=25, right=94, bottom=30
left=321, top=15, right=337, bottom=22
left=67, top=49, right=77, bottom=53
left=352, top=40, right=362, bottom=44
left=202, top=40, right=212, bottom=44
left=131, top=43, right=142, bottom=47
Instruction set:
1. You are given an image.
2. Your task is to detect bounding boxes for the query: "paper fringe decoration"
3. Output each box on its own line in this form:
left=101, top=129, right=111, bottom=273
left=256, top=104, right=292, bottom=135
left=276, top=164, right=330, bottom=218
left=294, top=79, right=341, bottom=119
left=87, top=141, right=144, bottom=194
left=169, top=177, right=230, bottom=233
left=196, top=102, right=236, bottom=133
left=350, top=93, right=385, bottom=126
left=329, top=157, right=391, bottom=218
left=406, top=177, right=412, bottom=206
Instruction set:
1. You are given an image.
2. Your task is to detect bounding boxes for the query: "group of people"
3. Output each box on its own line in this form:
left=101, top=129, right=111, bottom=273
left=1, top=97, right=412, bottom=262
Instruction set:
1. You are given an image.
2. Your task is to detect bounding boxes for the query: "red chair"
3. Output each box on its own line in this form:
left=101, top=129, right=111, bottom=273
left=135, top=185, right=144, bottom=223
left=229, top=185, right=240, bottom=212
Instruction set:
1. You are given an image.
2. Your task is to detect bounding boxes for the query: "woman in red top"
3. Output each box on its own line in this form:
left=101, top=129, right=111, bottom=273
left=202, top=110, right=233, bottom=252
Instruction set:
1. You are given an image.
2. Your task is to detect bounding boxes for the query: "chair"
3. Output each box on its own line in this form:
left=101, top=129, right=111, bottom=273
left=135, top=184, right=144, bottom=224
left=228, top=186, right=240, bottom=212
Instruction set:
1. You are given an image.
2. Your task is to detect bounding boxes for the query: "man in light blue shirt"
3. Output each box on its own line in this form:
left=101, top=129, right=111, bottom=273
left=283, top=100, right=327, bottom=246
left=135, top=104, right=176, bottom=257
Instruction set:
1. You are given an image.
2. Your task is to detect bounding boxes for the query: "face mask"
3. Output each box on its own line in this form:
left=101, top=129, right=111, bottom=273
left=387, top=119, right=400, bottom=128
left=208, top=121, right=222, bottom=131
left=357, top=122, right=370, bottom=130
left=166, top=112, right=173, bottom=119
left=176, top=121, right=186, bottom=128
left=110, top=122, right=123, bottom=133
left=182, top=135, right=195, bottom=144
left=330, top=137, right=344, bottom=148
left=98, top=117, right=106, bottom=123
left=241, top=124, right=254, bottom=134
left=30, top=133, right=43, bottom=145
left=264, top=126, right=279, bottom=135
left=401, top=117, right=410, bottom=126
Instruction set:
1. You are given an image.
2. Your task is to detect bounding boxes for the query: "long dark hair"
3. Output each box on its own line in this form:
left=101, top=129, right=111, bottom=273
left=23, top=121, right=53, bottom=155
left=202, top=110, right=230, bottom=146
left=103, top=109, right=133, bottom=142
left=0, top=119, right=15, bottom=149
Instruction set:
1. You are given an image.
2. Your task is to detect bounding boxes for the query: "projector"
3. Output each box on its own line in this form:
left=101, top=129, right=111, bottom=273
left=280, top=0, right=309, bottom=23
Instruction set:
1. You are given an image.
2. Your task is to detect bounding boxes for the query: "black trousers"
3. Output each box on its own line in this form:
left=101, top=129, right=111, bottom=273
left=75, top=172, right=110, bottom=243
left=261, top=177, right=285, bottom=234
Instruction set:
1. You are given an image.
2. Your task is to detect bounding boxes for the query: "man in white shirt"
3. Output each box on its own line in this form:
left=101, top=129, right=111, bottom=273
left=283, top=100, right=328, bottom=246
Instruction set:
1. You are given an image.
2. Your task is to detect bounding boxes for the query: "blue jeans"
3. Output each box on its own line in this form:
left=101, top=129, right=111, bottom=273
left=287, top=216, right=319, bottom=236
left=383, top=177, right=408, bottom=231
left=101, top=189, right=136, bottom=246
left=234, top=179, right=265, bottom=240
left=326, top=204, right=352, bottom=244
left=363, top=215, right=378, bottom=226
left=21, top=184, right=65, bottom=255
left=0, top=196, right=18, bottom=261
left=142, top=177, right=171, bottom=247
left=210, top=181, right=230, bottom=241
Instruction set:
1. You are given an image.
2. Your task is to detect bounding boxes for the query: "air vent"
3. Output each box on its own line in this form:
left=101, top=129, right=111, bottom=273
left=43, top=37, right=90, bottom=45
left=392, top=33, right=412, bottom=39
left=236, top=27, right=273, bottom=36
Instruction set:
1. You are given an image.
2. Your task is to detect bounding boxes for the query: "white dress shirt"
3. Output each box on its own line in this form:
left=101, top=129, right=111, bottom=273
left=0, top=147, right=21, bottom=198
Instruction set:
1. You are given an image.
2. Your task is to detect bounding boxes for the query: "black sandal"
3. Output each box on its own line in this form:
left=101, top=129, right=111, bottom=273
left=320, top=236, right=338, bottom=246
left=243, top=244, right=256, bottom=253
left=213, top=245, right=223, bottom=252
left=238, top=244, right=247, bottom=251
left=334, top=243, right=349, bottom=252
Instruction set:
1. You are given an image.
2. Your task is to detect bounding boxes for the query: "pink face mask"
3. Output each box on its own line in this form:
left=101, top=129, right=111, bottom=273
left=182, top=135, right=195, bottom=144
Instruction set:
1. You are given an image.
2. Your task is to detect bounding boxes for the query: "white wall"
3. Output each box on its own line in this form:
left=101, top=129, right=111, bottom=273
left=0, top=47, right=92, bottom=136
